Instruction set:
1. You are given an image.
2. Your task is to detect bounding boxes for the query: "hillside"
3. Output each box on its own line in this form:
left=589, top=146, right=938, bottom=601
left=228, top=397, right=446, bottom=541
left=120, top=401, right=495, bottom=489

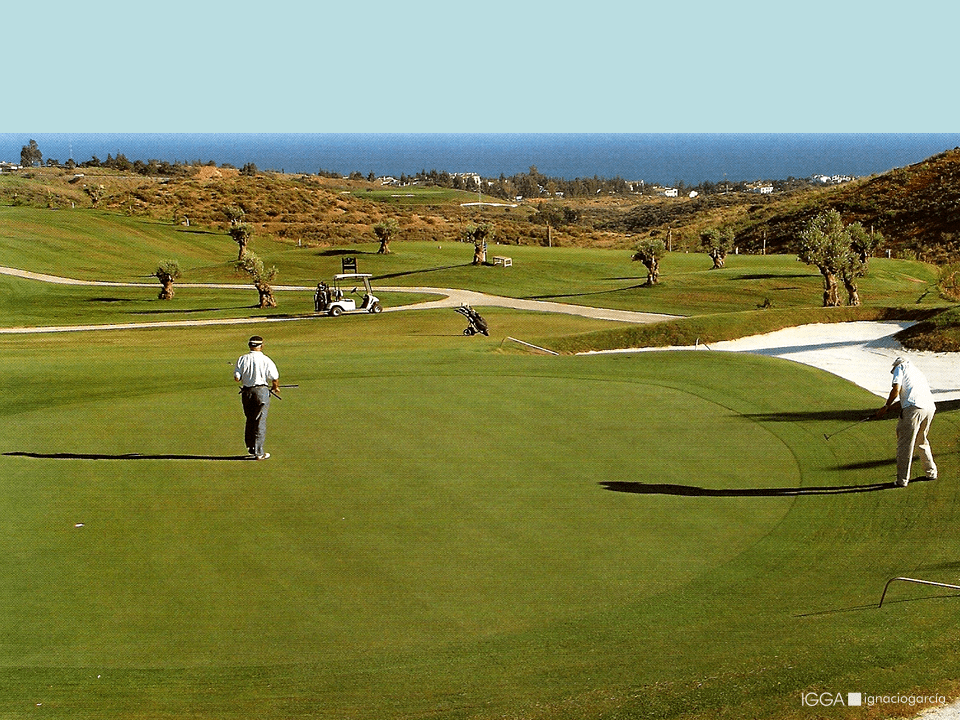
left=3, top=146, right=960, bottom=262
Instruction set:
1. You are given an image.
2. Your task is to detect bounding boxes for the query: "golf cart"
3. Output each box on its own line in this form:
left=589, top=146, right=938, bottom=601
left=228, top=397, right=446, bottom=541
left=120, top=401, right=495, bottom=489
left=315, top=273, right=383, bottom=316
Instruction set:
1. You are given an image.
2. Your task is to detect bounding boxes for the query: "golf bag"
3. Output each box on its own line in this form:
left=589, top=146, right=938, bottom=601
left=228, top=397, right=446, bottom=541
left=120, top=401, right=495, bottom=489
left=314, top=282, right=331, bottom=312
left=454, top=304, right=489, bottom=336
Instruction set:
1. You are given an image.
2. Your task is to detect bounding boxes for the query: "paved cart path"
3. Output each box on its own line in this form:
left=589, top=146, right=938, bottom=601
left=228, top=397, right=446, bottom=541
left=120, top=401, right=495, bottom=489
left=0, top=265, right=676, bottom=333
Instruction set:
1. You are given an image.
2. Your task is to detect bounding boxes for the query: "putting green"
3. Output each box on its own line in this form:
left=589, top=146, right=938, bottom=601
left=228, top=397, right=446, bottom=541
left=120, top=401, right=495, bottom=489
left=1, top=363, right=797, bottom=668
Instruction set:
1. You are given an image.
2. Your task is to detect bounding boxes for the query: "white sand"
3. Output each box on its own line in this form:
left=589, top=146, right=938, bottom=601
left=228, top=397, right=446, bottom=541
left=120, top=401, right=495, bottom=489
left=591, top=320, right=960, bottom=402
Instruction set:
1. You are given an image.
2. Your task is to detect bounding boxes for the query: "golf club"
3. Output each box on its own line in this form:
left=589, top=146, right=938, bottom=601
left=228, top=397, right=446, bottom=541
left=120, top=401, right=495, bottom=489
left=823, top=415, right=872, bottom=441
left=271, top=384, right=298, bottom=400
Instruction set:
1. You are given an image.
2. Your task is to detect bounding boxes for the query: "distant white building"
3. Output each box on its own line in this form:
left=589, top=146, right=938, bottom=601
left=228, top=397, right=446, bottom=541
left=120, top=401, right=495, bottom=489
left=811, top=174, right=853, bottom=185
left=748, top=184, right=774, bottom=194
left=452, top=172, right=481, bottom=187
left=0, top=161, right=22, bottom=173
left=660, top=187, right=678, bottom=198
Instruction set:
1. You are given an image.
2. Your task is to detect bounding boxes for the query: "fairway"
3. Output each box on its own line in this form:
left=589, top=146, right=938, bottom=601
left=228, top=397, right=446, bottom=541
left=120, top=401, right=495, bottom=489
left=2, top=313, right=960, bottom=719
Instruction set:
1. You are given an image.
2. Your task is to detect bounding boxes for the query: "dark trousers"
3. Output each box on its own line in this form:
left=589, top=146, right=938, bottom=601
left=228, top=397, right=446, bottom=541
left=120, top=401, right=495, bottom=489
left=240, top=386, right=271, bottom=456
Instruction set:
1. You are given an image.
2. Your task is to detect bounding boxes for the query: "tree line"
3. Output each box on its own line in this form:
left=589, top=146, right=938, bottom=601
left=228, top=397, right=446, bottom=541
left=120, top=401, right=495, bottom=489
left=18, top=139, right=261, bottom=177
left=400, top=166, right=812, bottom=200
left=632, top=209, right=883, bottom=308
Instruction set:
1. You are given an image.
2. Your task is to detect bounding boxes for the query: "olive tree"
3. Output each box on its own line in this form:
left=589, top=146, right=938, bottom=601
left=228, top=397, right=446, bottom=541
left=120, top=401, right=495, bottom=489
left=798, top=209, right=879, bottom=307
left=632, top=238, right=666, bottom=285
left=223, top=205, right=245, bottom=227
left=701, top=227, right=734, bottom=269
left=235, top=251, right=278, bottom=308
left=154, top=260, right=182, bottom=300
left=462, top=222, right=495, bottom=265
left=229, top=222, right=254, bottom=260
left=373, top=218, right=399, bottom=254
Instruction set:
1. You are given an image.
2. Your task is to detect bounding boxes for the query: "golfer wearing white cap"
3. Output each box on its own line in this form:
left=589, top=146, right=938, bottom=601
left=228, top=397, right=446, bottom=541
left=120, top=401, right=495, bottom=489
left=234, top=335, right=280, bottom=460
left=874, top=357, right=937, bottom=487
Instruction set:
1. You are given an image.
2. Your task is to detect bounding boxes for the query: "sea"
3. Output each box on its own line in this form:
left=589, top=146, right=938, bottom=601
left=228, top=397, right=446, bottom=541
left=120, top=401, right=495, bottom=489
left=3, top=133, right=960, bottom=185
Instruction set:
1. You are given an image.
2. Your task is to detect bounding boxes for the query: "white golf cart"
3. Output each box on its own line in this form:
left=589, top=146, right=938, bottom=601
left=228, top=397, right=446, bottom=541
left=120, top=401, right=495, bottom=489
left=315, top=273, right=383, bottom=316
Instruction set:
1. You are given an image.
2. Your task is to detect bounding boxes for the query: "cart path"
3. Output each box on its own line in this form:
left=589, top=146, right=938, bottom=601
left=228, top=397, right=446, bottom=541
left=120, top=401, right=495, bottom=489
left=0, top=266, right=676, bottom=334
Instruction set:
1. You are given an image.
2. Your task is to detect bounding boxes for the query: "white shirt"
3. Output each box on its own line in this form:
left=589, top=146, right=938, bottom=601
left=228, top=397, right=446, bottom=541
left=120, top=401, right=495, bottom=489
left=234, top=350, right=279, bottom=387
left=892, top=360, right=935, bottom=411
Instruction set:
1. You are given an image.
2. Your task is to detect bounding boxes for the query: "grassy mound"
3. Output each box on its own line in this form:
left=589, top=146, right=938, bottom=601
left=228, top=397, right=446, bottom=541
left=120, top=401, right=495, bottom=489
left=549, top=306, right=943, bottom=354
left=896, top=305, right=960, bottom=352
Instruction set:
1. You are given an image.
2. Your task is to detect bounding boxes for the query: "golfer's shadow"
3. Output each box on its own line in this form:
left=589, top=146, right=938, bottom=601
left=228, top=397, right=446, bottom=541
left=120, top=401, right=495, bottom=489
left=4, top=451, right=252, bottom=461
left=600, top=480, right=894, bottom=497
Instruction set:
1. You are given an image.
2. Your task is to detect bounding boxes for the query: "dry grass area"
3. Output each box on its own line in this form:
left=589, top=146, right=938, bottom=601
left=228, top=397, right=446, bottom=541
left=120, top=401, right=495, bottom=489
left=5, top=148, right=960, bottom=263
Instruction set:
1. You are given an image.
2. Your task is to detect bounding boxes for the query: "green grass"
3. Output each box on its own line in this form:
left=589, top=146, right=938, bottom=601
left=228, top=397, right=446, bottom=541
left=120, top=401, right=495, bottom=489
left=0, top=273, right=441, bottom=329
left=2, top=204, right=960, bottom=719
left=1, top=206, right=944, bottom=318
left=1, top=314, right=960, bottom=719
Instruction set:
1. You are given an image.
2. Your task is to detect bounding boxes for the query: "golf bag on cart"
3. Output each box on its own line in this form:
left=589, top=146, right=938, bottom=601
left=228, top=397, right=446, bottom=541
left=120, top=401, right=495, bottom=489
left=454, top=305, right=489, bottom=336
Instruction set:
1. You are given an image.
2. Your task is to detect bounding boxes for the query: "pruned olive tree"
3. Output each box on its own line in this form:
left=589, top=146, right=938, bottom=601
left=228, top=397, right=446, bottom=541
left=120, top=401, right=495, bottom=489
left=632, top=238, right=666, bottom=285
left=373, top=218, right=399, bottom=254
left=229, top=223, right=254, bottom=261
left=701, top=227, right=734, bottom=269
left=462, top=222, right=495, bottom=265
left=154, top=260, right=182, bottom=300
left=223, top=205, right=245, bottom=227
left=235, top=251, right=278, bottom=308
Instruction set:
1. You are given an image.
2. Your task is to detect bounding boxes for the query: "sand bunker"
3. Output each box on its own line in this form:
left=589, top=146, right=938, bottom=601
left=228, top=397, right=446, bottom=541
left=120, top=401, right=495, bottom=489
left=598, top=320, right=959, bottom=402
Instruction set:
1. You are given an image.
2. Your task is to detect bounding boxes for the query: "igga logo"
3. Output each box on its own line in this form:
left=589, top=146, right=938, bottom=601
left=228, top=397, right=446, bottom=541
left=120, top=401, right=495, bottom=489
left=802, top=692, right=847, bottom=707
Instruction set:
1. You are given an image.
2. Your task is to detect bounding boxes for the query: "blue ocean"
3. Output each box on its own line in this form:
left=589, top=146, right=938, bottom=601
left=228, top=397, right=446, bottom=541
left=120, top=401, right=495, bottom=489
left=3, top=133, right=959, bottom=184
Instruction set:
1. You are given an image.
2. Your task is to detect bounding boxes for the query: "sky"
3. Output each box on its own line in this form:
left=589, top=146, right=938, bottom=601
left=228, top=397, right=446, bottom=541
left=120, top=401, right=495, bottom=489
left=6, top=0, right=957, bottom=133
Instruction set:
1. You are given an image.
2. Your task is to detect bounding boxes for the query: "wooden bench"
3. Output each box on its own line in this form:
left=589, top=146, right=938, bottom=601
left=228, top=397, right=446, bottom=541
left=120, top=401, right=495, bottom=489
left=493, top=256, right=512, bottom=267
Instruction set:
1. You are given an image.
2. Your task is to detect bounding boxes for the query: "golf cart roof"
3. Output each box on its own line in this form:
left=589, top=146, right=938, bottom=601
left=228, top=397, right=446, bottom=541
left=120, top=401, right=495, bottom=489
left=333, top=273, right=373, bottom=281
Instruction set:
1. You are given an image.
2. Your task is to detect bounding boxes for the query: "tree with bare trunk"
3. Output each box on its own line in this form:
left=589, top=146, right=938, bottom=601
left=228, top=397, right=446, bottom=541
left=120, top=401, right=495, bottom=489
left=798, top=210, right=878, bottom=307
left=154, top=260, right=182, bottom=300
left=373, top=218, right=399, bottom=254
left=632, top=238, right=666, bottom=285
left=701, top=227, right=734, bottom=269
left=462, top=222, right=495, bottom=265
left=229, top=223, right=254, bottom=261
left=235, top=251, right=278, bottom=308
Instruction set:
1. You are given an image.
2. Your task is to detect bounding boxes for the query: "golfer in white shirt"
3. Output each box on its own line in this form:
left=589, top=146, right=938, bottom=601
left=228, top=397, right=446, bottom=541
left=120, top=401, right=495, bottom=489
left=234, top=335, right=280, bottom=460
left=874, top=357, right=937, bottom=487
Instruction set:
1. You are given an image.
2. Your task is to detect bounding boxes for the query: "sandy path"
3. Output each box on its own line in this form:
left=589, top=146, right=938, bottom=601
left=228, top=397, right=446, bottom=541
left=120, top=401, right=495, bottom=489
left=0, top=266, right=676, bottom=332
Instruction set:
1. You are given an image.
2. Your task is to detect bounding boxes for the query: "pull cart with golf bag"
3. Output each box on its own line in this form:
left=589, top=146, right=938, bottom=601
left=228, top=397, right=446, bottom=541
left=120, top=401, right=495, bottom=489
left=454, top=304, right=489, bottom=336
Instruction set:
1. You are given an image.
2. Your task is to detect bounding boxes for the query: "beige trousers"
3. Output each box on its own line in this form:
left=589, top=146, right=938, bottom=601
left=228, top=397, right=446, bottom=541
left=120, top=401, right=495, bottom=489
left=897, top=405, right=937, bottom=483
